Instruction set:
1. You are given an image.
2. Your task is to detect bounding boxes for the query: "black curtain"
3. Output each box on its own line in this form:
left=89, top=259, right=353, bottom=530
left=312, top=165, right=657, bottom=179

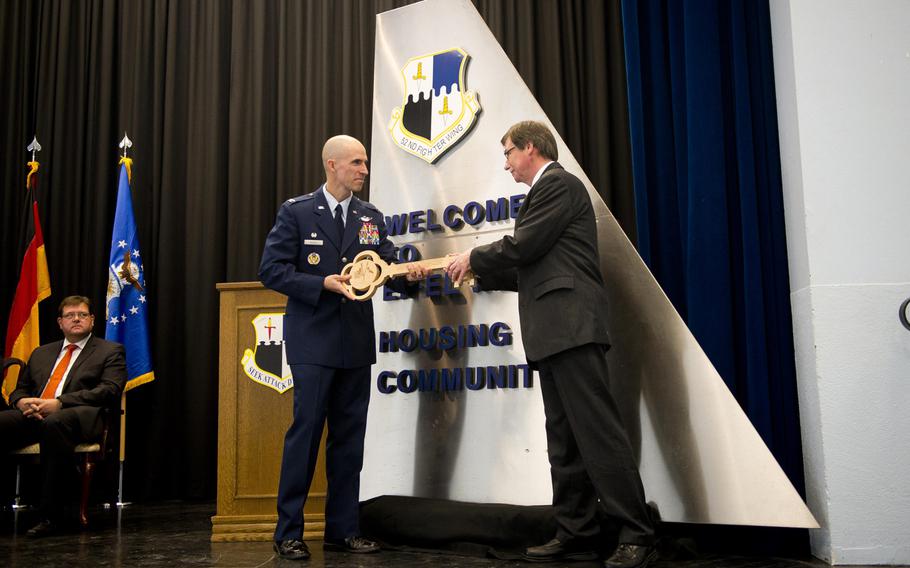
left=0, top=0, right=634, bottom=501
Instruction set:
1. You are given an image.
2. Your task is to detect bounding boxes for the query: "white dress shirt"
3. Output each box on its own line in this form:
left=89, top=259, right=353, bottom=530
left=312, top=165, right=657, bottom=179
left=322, top=185, right=352, bottom=227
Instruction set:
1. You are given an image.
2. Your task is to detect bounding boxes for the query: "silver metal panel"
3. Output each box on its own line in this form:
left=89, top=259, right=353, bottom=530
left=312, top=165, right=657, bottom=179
left=362, top=0, right=818, bottom=528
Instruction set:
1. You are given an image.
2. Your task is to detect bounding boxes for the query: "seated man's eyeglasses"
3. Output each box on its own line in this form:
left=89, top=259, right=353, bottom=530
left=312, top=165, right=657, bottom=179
left=61, top=312, right=91, bottom=320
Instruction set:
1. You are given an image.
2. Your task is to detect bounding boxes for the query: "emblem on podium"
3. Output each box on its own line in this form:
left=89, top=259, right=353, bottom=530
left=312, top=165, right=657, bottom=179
left=240, top=313, right=293, bottom=393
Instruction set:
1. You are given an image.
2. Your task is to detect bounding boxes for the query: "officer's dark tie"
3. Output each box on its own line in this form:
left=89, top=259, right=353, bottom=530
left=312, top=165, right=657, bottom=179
left=334, top=204, right=345, bottom=240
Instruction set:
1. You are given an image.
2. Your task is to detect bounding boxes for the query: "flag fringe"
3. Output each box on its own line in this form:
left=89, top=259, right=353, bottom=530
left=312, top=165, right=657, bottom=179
left=125, top=371, right=155, bottom=392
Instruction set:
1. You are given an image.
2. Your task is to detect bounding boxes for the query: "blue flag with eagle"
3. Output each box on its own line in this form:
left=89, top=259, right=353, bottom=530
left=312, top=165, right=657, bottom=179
left=105, top=159, right=155, bottom=390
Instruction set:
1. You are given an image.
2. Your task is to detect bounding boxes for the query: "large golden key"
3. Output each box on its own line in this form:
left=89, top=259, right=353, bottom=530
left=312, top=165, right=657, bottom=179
left=340, top=250, right=475, bottom=301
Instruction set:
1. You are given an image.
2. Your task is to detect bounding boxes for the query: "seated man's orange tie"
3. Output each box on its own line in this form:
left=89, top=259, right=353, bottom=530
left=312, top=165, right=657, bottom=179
left=40, top=344, right=77, bottom=399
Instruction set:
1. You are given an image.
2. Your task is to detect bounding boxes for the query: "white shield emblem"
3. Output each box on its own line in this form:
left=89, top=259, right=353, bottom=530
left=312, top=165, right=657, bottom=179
left=240, top=313, right=293, bottom=393
left=389, top=47, right=481, bottom=163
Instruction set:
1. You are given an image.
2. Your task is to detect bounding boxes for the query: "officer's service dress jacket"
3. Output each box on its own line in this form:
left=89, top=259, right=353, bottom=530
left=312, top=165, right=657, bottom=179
left=258, top=187, right=400, bottom=369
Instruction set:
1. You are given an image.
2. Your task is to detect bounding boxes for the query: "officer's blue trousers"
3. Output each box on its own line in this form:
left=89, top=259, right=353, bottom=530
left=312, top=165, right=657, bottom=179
left=274, top=363, right=371, bottom=542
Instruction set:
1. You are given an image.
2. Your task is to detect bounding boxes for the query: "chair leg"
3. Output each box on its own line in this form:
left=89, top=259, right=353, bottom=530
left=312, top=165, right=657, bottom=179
left=13, top=464, right=22, bottom=509
left=79, top=457, right=95, bottom=527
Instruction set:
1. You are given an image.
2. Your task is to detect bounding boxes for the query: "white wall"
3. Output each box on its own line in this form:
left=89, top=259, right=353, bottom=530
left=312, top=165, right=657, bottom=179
left=770, top=1, right=910, bottom=564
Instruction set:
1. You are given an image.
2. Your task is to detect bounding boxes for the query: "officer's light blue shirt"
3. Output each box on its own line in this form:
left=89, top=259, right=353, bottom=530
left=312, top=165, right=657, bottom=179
left=322, top=185, right=352, bottom=227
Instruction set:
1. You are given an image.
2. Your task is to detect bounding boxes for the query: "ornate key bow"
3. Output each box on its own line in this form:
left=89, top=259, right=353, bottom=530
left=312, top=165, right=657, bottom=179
left=340, top=250, right=475, bottom=300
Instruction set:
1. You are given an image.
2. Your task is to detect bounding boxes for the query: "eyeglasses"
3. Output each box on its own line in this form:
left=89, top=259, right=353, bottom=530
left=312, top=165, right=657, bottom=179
left=503, top=146, right=518, bottom=158
left=61, top=312, right=91, bottom=320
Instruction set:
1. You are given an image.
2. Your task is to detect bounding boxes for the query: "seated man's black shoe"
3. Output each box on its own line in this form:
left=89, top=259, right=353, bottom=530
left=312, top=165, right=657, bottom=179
left=604, top=543, right=657, bottom=568
left=273, top=539, right=311, bottom=560
left=323, top=535, right=380, bottom=554
left=26, top=519, right=57, bottom=538
left=523, top=537, right=598, bottom=562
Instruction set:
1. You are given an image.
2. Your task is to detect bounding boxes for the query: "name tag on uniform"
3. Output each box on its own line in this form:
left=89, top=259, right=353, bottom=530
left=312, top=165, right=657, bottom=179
left=304, top=239, right=323, bottom=246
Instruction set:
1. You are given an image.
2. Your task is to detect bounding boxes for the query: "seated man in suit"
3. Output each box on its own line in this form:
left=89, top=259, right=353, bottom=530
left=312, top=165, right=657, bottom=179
left=0, top=295, right=126, bottom=537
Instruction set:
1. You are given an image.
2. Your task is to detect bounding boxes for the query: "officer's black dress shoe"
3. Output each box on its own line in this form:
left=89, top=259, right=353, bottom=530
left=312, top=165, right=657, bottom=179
left=523, top=537, right=598, bottom=562
left=603, top=543, right=657, bottom=568
left=273, top=539, right=311, bottom=560
left=323, top=535, right=380, bottom=553
left=26, top=519, right=57, bottom=538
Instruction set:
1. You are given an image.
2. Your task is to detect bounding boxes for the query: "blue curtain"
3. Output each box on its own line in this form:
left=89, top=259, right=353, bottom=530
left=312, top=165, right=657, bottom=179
left=621, top=0, right=805, bottom=495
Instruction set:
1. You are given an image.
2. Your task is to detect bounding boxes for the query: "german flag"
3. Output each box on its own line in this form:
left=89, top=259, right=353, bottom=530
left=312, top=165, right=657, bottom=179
left=2, top=160, right=51, bottom=403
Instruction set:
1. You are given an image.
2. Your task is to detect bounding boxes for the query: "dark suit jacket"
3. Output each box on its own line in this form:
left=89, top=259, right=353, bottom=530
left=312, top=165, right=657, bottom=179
left=9, top=335, right=127, bottom=436
left=470, top=162, right=610, bottom=362
left=258, top=187, right=401, bottom=369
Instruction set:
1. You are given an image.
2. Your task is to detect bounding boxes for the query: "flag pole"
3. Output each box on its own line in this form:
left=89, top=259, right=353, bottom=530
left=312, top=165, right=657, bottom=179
left=108, top=130, right=154, bottom=506
left=116, top=132, right=132, bottom=508
left=3, top=136, right=46, bottom=404
left=14, top=135, right=42, bottom=503
left=117, top=395, right=128, bottom=507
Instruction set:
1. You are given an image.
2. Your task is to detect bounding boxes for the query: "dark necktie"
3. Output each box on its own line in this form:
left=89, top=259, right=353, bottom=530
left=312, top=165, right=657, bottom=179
left=334, top=204, right=345, bottom=240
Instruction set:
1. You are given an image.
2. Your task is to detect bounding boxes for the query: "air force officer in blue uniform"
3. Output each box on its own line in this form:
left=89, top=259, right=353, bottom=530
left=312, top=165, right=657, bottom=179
left=259, top=135, right=419, bottom=561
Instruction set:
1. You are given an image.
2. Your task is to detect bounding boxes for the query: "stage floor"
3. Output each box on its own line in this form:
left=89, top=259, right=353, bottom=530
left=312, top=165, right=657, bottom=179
left=0, top=501, right=900, bottom=568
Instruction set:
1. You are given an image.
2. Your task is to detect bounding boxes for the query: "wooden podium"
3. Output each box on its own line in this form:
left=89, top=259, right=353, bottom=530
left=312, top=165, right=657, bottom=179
left=211, top=282, right=327, bottom=542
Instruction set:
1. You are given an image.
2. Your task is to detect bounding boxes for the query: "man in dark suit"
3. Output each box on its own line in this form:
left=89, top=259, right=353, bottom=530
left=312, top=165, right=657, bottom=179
left=0, top=295, right=126, bottom=537
left=259, top=135, right=420, bottom=561
left=447, top=121, right=656, bottom=568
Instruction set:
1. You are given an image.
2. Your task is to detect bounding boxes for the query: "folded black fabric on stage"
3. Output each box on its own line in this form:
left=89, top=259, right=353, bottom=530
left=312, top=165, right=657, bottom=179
left=361, top=495, right=806, bottom=560
left=360, top=495, right=557, bottom=559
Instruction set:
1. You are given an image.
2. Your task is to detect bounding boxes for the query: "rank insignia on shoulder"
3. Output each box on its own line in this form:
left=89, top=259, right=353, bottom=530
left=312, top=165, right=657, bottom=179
left=307, top=252, right=320, bottom=265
